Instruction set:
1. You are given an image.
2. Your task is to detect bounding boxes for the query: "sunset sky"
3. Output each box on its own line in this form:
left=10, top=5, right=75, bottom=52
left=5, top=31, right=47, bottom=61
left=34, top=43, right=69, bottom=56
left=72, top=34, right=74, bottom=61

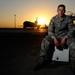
left=0, top=0, right=75, bottom=28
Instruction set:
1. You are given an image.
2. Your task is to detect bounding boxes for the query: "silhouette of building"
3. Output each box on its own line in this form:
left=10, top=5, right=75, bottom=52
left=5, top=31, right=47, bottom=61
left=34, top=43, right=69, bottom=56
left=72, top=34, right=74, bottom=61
left=23, top=17, right=40, bottom=29
left=23, top=17, right=48, bottom=29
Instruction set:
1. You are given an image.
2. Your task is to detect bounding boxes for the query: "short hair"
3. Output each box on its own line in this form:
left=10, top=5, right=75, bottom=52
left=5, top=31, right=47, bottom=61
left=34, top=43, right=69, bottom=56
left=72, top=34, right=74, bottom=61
left=58, top=4, right=66, bottom=10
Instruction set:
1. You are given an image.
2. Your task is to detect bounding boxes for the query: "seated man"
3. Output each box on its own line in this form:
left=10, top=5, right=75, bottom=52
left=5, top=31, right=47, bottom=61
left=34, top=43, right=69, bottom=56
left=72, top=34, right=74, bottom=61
left=34, top=4, right=75, bottom=72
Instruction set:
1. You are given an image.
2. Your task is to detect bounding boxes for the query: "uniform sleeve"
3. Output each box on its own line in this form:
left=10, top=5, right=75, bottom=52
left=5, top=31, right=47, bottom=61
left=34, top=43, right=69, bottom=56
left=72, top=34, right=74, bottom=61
left=48, top=18, right=56, bottom=39
left=64, top=17, right=74, bottom=39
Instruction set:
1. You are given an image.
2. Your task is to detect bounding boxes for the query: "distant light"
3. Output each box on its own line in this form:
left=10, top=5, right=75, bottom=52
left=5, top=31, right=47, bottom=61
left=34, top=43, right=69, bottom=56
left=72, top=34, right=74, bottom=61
left=38, top=17, right=46, bottom=25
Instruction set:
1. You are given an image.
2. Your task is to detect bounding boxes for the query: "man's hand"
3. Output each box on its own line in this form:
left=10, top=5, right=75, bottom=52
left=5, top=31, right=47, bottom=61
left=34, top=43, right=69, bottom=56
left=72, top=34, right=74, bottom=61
left=60, top=38, right=66, bottom=46
left=54, top=38, right=59, bottom=46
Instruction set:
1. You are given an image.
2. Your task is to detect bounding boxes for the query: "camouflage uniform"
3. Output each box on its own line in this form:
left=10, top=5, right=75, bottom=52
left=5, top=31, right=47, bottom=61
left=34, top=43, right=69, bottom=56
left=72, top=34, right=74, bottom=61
left=40, top=15, right=75, bottom=61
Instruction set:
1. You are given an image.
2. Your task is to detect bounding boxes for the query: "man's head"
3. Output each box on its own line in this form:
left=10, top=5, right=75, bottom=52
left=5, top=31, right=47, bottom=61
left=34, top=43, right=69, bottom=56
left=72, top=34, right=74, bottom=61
left=57, top=4, right=66, bottom=17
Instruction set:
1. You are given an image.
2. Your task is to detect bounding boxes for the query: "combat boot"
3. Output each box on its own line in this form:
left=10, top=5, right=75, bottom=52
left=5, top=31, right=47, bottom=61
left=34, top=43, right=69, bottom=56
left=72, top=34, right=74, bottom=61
left=33, top=56, right=47, bottom=71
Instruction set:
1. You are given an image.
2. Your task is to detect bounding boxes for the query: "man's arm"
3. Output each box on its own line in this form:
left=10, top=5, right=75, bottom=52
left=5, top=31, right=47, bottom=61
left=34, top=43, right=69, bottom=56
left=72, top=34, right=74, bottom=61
left=64, top=17, right=75, bottom=39
left=48, top=17, right=56, bottom=39
left=48, top=17, right=60, bottom=46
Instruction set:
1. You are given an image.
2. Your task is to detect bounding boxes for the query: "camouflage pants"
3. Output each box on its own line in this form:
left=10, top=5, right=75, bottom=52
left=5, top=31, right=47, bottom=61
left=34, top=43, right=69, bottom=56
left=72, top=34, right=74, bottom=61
left=40, top=35, right=75, bottom=60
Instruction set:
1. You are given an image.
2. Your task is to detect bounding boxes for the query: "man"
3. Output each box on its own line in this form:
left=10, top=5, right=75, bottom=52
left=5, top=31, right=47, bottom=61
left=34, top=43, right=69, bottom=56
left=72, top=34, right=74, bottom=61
left=34, top=4, right=75, bottom=72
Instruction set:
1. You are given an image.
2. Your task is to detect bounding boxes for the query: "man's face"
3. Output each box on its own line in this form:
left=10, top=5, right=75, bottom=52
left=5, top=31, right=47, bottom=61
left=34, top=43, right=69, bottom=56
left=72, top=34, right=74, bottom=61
left=57, top=7, right=65, bottom=17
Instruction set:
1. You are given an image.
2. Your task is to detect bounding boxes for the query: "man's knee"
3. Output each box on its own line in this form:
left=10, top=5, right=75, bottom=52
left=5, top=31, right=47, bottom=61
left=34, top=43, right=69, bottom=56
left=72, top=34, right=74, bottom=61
left=41, top=35, right=54, bottom=46
left=40, top=36, right=54, bottom=57
left=45, top=36, right=54, bottom=44
left=67, top=37, right=75, bottom=46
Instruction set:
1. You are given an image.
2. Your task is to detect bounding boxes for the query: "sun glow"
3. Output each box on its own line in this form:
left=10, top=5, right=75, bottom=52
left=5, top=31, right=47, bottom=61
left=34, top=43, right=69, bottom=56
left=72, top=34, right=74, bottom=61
left=38, top=17, right=46, bottom=25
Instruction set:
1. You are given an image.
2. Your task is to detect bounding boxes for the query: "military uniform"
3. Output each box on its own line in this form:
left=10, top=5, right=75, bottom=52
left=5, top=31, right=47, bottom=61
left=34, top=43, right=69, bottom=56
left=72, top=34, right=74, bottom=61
left=40, top=15, right=75, bottom=61
left=34, top=15, right=75, bottom=71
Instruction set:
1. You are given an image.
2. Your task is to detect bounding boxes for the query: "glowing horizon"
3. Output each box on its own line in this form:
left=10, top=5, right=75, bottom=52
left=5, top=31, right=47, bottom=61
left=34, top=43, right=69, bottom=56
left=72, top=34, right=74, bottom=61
left=0, top=0, right=75, bottom=28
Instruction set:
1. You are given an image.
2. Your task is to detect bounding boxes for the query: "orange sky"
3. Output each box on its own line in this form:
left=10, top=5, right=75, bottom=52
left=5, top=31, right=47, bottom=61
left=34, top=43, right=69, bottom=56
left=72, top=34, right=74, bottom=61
left=0, top=0, right=75, bottom=28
